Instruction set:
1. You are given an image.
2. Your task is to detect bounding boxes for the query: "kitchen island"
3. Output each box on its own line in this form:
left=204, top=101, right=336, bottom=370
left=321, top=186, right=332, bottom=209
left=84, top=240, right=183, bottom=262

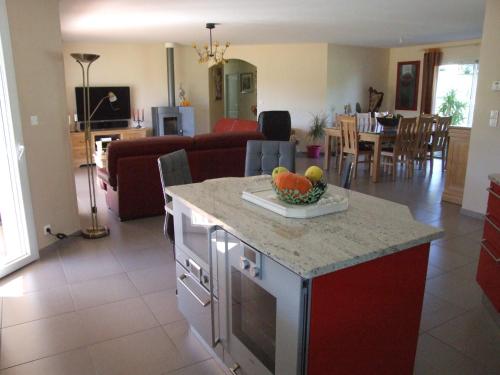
left=166, top=176, right=443, bottom=375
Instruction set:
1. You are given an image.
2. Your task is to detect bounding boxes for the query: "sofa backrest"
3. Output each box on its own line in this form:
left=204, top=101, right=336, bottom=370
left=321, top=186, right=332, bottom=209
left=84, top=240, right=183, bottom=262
left=213, top=118, right=259, bottom=133
left=107, top=135, right=193, bottom=188
left=106, top=131, right=264, bottom=188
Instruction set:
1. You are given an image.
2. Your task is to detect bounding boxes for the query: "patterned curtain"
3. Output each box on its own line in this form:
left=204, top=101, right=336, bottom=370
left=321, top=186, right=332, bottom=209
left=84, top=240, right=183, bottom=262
left=420, top=49, right=442, bottom=114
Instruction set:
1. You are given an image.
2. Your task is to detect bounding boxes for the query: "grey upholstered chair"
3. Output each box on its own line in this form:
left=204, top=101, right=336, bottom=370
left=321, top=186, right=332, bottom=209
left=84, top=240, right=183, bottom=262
left=245, top=140, right=296, bottom=176
left=157, top=149, right=192, bottom=243
left=340, top=154, right=354, bottom=189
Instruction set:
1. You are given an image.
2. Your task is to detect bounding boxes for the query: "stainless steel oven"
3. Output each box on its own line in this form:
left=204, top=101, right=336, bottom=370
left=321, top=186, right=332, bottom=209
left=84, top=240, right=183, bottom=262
left=217, top=231, right=307, bottom=375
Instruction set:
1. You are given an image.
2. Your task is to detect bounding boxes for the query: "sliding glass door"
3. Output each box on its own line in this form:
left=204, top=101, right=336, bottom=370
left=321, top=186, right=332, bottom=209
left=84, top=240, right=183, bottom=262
left=0, top=0, right=38, bottom=279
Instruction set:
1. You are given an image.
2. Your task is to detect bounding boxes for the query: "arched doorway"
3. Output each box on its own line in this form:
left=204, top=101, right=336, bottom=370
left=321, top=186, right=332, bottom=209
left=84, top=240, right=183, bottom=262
left=208, top=59, right=257, bottom=128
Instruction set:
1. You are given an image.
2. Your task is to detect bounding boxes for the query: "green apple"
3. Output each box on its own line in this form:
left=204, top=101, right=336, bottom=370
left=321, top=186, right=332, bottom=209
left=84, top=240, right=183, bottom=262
left=272, top=166, right=289, bottom=179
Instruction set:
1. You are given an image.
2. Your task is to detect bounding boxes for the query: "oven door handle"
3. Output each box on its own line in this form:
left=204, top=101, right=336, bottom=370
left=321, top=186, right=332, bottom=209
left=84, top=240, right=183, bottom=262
left=209, top=225, right=221, bottom=348
left=177, top=274, right=211, bottom=307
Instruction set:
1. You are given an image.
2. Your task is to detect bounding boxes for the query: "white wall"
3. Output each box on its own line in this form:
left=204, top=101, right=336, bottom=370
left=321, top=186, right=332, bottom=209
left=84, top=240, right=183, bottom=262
left=386, top=40, right=481, bottom=117
left=63, top=42, right=169, bottom=128
left=462, top=0, right=500, bottom=214
left=326, top=44, right=389, bottom=116
left=5, top=0, right=80, bottom=248
left=175, top=43, right=329, bottom=149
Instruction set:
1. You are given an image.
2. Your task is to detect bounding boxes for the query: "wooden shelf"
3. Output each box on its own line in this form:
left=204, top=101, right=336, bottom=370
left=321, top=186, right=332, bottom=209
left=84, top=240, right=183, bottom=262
left=70, top=127, right=149, bottom=168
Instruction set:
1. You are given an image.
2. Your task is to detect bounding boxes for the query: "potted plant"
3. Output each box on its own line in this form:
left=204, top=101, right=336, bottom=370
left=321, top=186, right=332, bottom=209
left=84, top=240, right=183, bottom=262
left=307, top=113, right=327, bottom=158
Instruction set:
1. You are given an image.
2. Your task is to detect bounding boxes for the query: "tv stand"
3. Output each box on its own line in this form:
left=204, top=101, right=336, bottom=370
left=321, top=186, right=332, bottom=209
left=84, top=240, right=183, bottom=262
left=70, top=127, right=149, bottom=168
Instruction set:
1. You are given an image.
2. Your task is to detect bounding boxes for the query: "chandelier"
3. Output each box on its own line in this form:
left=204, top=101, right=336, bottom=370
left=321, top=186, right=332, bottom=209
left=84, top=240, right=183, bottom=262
left=192, top=23, right=230, bottom=64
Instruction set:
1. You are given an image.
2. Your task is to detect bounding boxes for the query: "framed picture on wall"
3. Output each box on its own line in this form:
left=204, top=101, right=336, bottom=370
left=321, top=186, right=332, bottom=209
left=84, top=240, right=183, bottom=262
left=395, top=61, right=420, bottom=110
left=240, top=72, right=253, bottom=94
left=214, top=65, right=223, bottom=101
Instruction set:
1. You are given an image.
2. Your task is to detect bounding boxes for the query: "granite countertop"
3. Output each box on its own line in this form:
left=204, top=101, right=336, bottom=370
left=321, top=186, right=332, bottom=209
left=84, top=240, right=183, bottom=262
left=166, top=176, right=443, bottom=279
left=489, top=174, right=500, bottom=185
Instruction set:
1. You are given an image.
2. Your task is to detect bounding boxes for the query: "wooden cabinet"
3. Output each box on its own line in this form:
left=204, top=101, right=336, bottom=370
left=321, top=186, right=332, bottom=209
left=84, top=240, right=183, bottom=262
left=442, top=126, right=471, bottom=205
left=476, top=178, right=500, bottom=312
left=70, top=127, right=149, bottom=168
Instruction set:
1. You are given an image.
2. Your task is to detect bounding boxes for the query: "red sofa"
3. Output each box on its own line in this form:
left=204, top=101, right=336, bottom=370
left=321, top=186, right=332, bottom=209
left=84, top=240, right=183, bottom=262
left=213, top=118, right=259, bottom=133
left=99, top=131, right=264, bottom=220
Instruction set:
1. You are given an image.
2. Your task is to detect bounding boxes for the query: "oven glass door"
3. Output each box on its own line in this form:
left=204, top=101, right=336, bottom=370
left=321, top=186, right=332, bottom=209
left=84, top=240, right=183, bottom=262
left=223, top=241, right=305, bottom=375
left=174, top=200, right=214, bottom=268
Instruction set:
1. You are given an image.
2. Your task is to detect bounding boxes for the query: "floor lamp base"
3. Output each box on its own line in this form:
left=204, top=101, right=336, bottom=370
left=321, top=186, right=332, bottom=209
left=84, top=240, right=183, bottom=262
left=82, top=226, right=110, bottom=239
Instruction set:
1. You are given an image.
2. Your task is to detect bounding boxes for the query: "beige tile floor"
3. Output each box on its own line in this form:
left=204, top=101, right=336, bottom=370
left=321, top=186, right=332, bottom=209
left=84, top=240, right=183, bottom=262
left=0, top=155, right=498, bottom=375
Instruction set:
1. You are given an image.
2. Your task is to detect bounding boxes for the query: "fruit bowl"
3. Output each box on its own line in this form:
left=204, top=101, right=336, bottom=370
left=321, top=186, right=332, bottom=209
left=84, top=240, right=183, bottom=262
left=271, top=180, right=328, bottom=205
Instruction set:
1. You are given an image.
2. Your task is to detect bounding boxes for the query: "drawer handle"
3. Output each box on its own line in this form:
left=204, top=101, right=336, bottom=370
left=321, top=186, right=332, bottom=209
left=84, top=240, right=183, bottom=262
left=178, top=274, right=211, bottom=306
left=480, top=240, right=500, bottom=263
left=487, top=187, right=500, bottom=200
left=485, top=215, right=500, bottom=233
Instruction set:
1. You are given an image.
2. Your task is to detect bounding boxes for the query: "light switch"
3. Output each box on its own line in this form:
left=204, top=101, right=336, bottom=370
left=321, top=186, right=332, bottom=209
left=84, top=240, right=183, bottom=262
left=30, top=115, right=39, bottom=126
left=491, top=81, right=500, bottom=91
left=490, top=110, right=499, bottom=128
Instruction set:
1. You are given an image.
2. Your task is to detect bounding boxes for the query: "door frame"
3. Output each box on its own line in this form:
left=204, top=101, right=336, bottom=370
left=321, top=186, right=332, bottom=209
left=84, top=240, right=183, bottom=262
left=0, top=0, right=39, bottom=277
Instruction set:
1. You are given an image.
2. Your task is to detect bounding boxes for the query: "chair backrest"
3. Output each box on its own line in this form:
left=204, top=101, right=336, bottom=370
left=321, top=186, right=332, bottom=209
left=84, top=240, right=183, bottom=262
left=416, top=116, right=435, bottom=157
left=394, top=117, right=418, bottom=158
left=339, top=115, right=358, bottom=155
left=157, top=149, right=192, bottom=203
left=356, top=113, right=372, bottom=132
left=257, top=111, right=292, bottom=141
left=245, top=140, right=296, bottom=176
left=434, top=116, right=452, bottom=150
left=340, top=154, right=354, bottom=189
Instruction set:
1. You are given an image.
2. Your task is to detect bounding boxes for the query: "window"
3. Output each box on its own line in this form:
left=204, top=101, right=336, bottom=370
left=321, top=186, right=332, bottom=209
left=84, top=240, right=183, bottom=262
left=433, top=63, right=479, bottom=127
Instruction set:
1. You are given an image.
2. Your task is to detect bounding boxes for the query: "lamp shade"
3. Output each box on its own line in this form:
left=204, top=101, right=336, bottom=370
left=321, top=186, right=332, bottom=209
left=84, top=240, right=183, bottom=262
left=108, top=92, right=117, bottom=102
left=70, top=53, right=100, bottom=63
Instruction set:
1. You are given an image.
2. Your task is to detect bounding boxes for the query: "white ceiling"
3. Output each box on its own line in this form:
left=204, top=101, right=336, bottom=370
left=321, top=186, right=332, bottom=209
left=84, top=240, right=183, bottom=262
left=59, top=0, right=485, bottom=47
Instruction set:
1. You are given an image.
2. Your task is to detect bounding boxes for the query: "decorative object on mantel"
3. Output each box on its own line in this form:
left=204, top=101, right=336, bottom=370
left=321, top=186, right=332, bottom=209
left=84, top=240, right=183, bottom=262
left=306, top=113, right=327, bottom=158
left=192, top=23, right=230, bottom=64
left=70, top=53, right=110, bottom=239
left=132, top=108, right=144, bottom=128
left=343, top=103, right=352, bottom=115
left=395, top=60, right=420, bottom=110
left=178, top=86, right=191, bottom=107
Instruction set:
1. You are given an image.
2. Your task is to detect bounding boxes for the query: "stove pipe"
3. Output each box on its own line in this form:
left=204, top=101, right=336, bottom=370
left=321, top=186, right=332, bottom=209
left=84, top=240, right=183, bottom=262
left=165, top=43, right=175, bottom=107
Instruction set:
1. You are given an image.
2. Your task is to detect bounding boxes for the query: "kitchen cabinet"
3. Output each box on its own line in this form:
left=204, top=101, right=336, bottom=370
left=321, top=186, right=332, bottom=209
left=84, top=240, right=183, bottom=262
left=476, top=174, right=500, bottom=312
left=167, top=176, right=442, bottom=375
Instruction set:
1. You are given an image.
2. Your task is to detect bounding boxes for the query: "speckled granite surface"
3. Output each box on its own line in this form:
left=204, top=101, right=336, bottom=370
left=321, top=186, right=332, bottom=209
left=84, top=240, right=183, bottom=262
left=489, top=174, right=500, bottom=185
left=166, top=176, right=443, bottom=279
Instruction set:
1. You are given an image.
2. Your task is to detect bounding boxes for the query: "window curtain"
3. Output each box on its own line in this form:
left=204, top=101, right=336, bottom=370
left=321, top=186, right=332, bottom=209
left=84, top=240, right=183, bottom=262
left=420, top=48, right=442, bottom=114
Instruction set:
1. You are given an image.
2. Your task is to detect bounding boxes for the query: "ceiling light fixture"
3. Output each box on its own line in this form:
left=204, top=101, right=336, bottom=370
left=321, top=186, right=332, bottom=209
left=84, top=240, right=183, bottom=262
left=192, top=23, right=230, bottom=64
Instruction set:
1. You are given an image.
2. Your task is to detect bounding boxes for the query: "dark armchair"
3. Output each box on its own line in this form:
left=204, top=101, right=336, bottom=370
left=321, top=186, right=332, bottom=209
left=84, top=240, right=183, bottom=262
left=257, top=111, right=292, bottom=141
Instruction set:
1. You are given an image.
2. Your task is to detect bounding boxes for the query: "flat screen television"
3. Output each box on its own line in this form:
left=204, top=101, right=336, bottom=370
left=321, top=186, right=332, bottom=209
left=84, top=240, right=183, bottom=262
left=75, top=86, right=131, bottom=124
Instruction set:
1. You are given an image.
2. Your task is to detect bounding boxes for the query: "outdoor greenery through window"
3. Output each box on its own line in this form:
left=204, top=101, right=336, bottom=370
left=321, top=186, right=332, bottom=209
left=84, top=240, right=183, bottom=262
left=433, top=63, right=478, bottom=127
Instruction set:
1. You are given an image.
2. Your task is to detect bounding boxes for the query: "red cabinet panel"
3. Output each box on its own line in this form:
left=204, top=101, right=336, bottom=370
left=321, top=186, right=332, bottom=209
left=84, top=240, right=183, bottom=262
left=307, top=244, right=429, bottom=375
left=476, top=180, right=500, bottom=312
left=487, top=181, right=500, bottom=222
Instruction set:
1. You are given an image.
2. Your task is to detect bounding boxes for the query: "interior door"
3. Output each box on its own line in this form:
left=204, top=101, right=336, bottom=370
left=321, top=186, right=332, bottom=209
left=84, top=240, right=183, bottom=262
left=0, top=1, right=39, bottom=278
left=225, top=73, right=239, bottom=118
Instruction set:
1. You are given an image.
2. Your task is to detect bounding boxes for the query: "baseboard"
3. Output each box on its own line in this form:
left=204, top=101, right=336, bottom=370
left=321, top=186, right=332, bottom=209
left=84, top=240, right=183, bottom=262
left=460, top=207, right=485, bottom=219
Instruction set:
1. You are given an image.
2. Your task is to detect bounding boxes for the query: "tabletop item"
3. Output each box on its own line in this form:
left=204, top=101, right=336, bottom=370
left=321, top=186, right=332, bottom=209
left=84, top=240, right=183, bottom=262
left=242, top=184, right=348, bottom=218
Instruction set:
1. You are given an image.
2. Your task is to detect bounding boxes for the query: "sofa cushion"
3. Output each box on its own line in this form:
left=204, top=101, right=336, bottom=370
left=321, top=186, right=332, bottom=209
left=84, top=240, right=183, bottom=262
left=193, top=131, right=264, bottom=151
left=107, top=135, right=193, bottom=188
left=213, top=118, right=259, bottom=133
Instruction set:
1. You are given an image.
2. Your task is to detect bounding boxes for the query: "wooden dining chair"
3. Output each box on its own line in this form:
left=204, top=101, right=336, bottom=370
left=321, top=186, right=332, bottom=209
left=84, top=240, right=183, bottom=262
left=414, top=115, right=435, bottom=174
left=429, top=116, right=451, bottom=170
left=381, top=117, right=418, bottom=179
left=356, top=113, right=373, bottom=132
left=338, top=115, right=373, bottom=179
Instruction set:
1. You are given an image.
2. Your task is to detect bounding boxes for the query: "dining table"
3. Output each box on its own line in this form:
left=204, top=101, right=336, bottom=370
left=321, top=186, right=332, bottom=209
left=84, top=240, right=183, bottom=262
left=323, top=127, right=397, bottom=183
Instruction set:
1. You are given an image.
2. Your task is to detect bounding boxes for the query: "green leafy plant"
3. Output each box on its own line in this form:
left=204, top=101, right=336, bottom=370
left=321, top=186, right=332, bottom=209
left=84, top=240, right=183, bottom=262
left=308, top=113, right=327, bottom=144
left=438, top=89, right=467, bottom=125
